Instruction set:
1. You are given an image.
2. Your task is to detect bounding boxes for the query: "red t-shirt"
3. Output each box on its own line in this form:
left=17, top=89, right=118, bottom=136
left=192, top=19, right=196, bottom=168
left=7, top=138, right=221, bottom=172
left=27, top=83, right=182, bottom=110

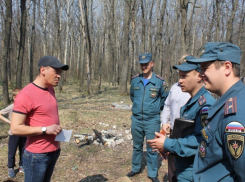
left=13, top=83, right=60, bottom=153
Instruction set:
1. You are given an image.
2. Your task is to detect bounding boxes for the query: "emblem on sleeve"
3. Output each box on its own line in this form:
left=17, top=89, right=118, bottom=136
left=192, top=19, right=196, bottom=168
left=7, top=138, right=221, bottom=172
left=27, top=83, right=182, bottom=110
left=201, top=129, right=208, bottom=141
left=227, top=134, right=244, bottom=159
left=200, top=107, right=209, bottom=114
left=225, top=121, right=245, bottom=133
left=151, top=91, right=157, bottom=98
left=199, top=141, right=206, bottom=158
left=201, top=115, right=208, bottom=127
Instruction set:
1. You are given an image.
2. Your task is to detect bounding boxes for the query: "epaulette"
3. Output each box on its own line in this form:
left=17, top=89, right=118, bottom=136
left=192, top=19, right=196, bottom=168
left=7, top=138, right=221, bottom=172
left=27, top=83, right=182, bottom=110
left=131, top=74, right=140, bottom=80
left=224, top=97, right=237, bottom=115
left=156, top=75, right=165, bottom=81
left=198, top=95, right=206, bottom=106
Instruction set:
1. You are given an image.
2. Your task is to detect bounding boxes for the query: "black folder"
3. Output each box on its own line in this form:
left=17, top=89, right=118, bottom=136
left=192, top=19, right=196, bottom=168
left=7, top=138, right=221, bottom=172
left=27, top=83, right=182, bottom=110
left=170, top=118, right=195, bottom=139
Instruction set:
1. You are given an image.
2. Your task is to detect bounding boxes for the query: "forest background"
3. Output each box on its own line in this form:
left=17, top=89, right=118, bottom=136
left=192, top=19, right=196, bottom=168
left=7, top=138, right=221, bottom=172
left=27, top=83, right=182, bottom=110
left=0, top=1, right=245, bottom=181
left=0, top=0, right=245, bottom=106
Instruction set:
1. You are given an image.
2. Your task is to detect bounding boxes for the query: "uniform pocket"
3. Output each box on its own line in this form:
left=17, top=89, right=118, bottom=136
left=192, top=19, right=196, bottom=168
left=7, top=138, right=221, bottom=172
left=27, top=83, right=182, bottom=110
left=149, top=88, right=159, bottom=99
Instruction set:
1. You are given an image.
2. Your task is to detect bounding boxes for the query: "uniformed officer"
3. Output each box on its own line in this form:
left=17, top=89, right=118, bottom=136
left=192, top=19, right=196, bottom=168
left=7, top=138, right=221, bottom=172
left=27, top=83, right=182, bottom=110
left=126, top=53, right=169, bottom=182
left=147, top=56, right=216, bottom=182
left=188, top=42, right=245, bottom=181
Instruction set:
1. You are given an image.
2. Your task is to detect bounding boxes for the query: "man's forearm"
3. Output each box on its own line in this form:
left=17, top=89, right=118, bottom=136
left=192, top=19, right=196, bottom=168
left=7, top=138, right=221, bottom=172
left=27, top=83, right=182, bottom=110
left=11, top=124, right=43, bottom=136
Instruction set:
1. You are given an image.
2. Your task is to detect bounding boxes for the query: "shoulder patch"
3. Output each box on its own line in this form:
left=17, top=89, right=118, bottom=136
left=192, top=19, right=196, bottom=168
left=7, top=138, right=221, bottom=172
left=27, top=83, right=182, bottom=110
left=224, top=97, right=237, bottom=115
left=156, top=75, right=165, bottom=81
left=225, top=121, right=245, bottom=133
left=227, top=134, right=244, bottom=159
left=198, top=95, right=206, bottom=106
left=200, top=106, right=209, bottom=114
left=131, top=74, right=140, bottom=80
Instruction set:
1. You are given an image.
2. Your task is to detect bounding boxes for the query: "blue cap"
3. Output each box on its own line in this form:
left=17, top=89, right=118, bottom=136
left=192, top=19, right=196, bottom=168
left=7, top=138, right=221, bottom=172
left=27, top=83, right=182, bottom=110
left=138, top=53, right=152, bottom=64
left=173, top=56, right=201, bottom=72
left=188, top=42, right=241, bottom=64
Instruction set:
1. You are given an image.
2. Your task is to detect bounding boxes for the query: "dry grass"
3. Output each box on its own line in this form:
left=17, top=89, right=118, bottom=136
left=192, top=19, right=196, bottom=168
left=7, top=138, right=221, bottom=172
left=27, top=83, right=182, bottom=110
left=0, top=80, right=168, bottom=182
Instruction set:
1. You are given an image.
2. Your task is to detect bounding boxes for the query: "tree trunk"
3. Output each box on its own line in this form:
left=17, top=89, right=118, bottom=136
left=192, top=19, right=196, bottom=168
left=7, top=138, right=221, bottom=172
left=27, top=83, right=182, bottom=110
left=140, top=0, right=145, bottom=52
left=215, top=0, right=221, bottom=42
left=147, top=1, right=154, bottom=53
left=42, top=0, right=47, bottom=55
left=130, top=0, right=136, bottom=79
left=154, top=0, right=167, bottom=64
left=179, top=0, right=188, bottom=56
left=79, top=0, right=92, bottom=94
left=120, top=0, right=131, bottom=94
left=29, top=0, right=36, bottom=82
left=16, top=0, right=27, bottom=88
left=54, top=0, right=63, bottom=92
left=1, top=0, right=12, bottom=105
left=226, top=0, right=238, bottom=43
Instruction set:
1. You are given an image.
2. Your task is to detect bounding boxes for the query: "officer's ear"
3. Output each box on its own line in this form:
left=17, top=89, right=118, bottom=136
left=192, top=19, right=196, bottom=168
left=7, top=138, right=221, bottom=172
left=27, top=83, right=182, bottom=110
left=223, top=61, right=233, bottom=77
left=149, top=61, right=154, bottom=66
left=196, top=71, right=202, bottom=83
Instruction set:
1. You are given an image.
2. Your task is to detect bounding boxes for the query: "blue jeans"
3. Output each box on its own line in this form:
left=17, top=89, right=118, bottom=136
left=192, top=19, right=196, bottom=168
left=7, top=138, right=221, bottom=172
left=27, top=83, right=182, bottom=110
left=8, top=135, right=26, bottom=168
left=23, top=149, right=60, bottom=182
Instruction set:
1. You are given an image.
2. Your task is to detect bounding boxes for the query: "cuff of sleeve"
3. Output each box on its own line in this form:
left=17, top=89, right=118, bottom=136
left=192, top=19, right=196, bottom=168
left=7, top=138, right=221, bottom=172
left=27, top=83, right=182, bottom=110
left=164, top=137, right=173, bottom=152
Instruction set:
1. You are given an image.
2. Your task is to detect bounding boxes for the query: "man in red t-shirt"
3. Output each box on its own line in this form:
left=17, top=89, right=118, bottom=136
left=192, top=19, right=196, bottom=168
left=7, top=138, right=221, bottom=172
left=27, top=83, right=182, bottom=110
left=11, top=56, right=69, bottom=182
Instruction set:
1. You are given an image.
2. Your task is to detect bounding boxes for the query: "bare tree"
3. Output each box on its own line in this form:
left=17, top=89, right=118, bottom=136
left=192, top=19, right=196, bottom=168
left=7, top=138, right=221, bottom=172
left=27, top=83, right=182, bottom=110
left=1, top=0, right=12, bottom=105
left=120, top=0, right=131, bottom=94
left=179, top=0, right=188, bottom=56
left=215, top=0, right=221, bottom=41
left=140, top=0, right=146, bottom=52
left=79, top=0, right=92, bottom=94
left=29, top=0, right=36, bottom=82
left=130, top=0, right=137, bottom=78
left=16, top=0, right=27, bottom=88
left=226, top=0, right=238, bottom=43
left=154, top=0, right=167, bottom=70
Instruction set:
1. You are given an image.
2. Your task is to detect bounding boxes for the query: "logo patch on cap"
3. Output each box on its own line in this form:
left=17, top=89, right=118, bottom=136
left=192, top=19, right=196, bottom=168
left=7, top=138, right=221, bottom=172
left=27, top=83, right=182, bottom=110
left=200, top=47, right=205, bottom=56
left=225, top=121, right=245, bottom=133
left=227, top=134, right=244, bottom=159
left=142, top=55, right=145, bottom=59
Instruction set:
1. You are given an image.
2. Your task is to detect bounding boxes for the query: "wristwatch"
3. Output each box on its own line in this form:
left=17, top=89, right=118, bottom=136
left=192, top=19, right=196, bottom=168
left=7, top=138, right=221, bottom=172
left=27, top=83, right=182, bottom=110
left=42, top=127, right=47, bottom=134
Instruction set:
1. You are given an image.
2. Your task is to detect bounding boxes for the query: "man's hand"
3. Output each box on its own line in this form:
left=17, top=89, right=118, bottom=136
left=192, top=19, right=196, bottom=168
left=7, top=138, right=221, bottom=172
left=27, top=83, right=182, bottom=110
left=162, top=123, right=170, bottom=134
left=46, top=124, right=62, bottom=135
left=147, top=132, right=166, bottom=152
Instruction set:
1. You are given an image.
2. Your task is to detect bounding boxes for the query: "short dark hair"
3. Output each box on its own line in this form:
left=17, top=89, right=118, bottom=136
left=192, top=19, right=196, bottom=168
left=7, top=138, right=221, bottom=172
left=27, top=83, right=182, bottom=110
left=214, top=60, right=240, bottom=77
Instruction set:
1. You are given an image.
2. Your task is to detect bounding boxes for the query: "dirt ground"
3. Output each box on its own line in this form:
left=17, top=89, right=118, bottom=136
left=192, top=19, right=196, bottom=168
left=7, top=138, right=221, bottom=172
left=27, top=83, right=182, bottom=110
left=0, top=80, right=168, bottom=182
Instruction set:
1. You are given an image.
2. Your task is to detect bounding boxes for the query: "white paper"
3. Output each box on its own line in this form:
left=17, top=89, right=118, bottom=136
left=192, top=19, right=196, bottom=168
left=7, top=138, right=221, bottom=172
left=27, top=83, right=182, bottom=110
left=55, top=129, right=72, bottom=142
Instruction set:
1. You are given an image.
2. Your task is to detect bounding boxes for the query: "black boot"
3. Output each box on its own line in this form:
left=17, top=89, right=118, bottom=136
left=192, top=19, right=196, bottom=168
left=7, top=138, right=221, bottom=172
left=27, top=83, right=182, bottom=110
left=126, top=171, right=140, bottom=177
left=149, top=177, right=160, bottom=182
